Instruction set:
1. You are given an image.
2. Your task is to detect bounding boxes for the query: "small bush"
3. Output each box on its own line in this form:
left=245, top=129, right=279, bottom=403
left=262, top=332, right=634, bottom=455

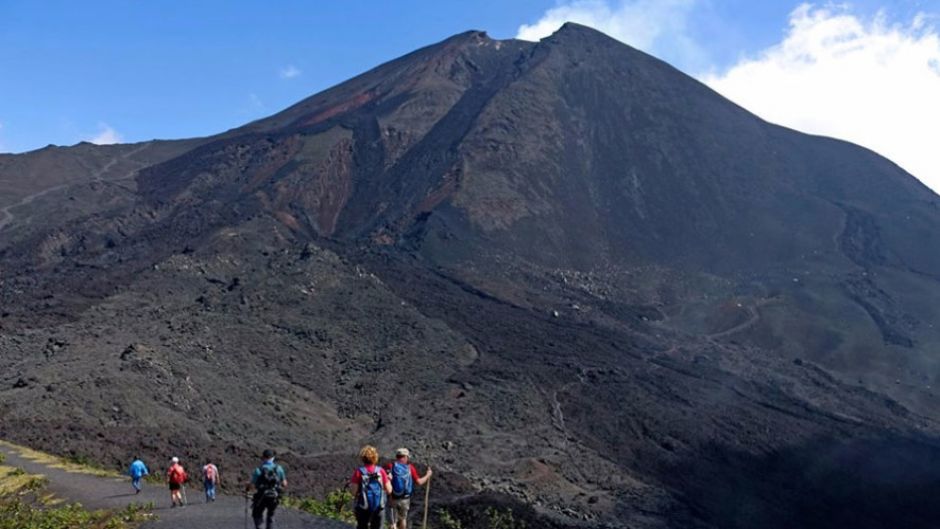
left=22, top=476, right=48, bottom=492
left=0, top=498, right=151, bottom=529
left=438, top=508, right=464, bottom=529
left=486, top=507, right=527, bottom=529
left=284, top=488, right=355, bottom=523
left=65, top=454, right=92, bottom=467
left=0, top=473, right=153, bottom=529
left=143, top=473, right=164, bottom=485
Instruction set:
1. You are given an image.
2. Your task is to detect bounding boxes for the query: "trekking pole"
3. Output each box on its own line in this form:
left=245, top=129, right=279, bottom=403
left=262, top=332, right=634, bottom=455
left=244, top=493, right=250, bottom=529
left=422, top=471, right=432, bottom=529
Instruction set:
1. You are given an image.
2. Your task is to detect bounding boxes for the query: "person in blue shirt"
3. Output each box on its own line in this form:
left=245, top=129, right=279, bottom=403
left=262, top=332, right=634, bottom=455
left=244, top=449, right=287, bottom=529
left=128, top=456, right=149, bottom=495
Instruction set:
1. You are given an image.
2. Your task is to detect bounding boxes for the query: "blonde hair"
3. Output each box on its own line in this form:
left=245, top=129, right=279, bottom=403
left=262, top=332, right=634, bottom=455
left=359, top=445, right=379, bottom=465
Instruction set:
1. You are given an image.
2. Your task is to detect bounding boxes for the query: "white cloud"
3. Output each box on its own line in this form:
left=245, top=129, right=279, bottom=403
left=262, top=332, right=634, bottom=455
left=703, top=4, right=940, bottom=193
left=279, top=65, right=302, bottom=79
left=516, top=0, right=707, bottom=70
left=87, top=123, right=123, bottom=145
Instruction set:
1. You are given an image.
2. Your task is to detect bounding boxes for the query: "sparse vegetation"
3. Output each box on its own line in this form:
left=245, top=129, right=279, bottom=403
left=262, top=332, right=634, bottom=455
left=65, top=453, right=93, bottom=467
left=437, top=508, right=464, bottom=529
left=0, top=441, right=118, bottom=478
left=284, top=488, right=355, bottom=523
left=0, top=446, right=153, bottom=529
left=0, top=499, right=152, bottom=529
left=486, top=507, right=526, bottom=529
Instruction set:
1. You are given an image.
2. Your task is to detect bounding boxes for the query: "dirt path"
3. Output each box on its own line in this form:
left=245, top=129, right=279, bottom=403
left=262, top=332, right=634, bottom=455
left=0, top=144, right=150, bottom=232
left=706, top=297, right=779, bottom=340
left=0, top=442, right=350, bottom=528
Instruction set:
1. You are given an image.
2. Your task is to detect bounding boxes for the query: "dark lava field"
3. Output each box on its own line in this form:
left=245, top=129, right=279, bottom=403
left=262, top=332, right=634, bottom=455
left=3, top=24, right=940, bottom=529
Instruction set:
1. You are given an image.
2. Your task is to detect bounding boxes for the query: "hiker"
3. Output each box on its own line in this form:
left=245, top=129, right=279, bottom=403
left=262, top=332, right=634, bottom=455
left=385, top=448, right=432, bottom=529
left=128, top=456, right=149, bottom=495
left=203, top=459, right=220, bottom=503
left=166, top=456, right=188, bottom=508
left=245, top=449, right=287, bottom=529
left=351, top=445, right=392, bottom=529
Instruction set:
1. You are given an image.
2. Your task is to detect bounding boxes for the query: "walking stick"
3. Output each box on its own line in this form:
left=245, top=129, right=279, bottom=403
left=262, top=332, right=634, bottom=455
left=245, top=493, right=250, bottom=529
left=422, top=472, right=432, bottom=529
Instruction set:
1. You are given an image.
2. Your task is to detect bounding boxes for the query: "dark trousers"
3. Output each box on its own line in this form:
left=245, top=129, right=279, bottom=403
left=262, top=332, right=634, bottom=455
left=355, top=507, right=383, bottom=529
left=252, top=494, right=279, bottom=529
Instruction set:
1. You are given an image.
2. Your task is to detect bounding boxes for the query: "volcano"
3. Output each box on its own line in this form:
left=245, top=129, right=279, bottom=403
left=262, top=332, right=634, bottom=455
left=3, top=23, right=940, bottom=529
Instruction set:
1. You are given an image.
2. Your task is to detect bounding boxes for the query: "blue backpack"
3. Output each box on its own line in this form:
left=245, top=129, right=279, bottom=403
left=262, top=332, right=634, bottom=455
left=390, top=462, right=414, bottom=498
left=357, top=467, right=386, bottom=512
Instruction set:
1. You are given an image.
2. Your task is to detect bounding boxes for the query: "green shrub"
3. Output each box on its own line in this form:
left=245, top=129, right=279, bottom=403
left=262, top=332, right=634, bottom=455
left=486, top=507, right=526, bottom=529
left=284, top=488, right=355, bottom=523
left=0, top=488, right=153, bottom=529
left=21, top=476, right=48, bottom=492
left=438, top=508, right=464, bottom=529
left=65, top=454, right=92, bottom=467
left=0, top=498, right=151, bottom=529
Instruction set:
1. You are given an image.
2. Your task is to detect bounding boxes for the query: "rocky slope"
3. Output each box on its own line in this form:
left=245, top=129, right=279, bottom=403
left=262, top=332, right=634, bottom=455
left=2, top=23, right=940, bottom=529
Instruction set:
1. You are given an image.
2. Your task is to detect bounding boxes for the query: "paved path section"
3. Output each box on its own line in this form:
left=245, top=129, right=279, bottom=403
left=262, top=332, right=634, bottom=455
left=0, top=442, right=350, bottom=529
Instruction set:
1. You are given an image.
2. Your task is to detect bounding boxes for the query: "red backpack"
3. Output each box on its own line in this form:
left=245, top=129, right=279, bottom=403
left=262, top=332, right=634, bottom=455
left=168, top=464, right=187, bottom=485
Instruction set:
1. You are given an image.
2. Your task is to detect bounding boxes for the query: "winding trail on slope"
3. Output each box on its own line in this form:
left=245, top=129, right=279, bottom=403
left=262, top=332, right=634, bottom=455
left=0, top=144, right=151, bottom=233
left=0, top=442, right=349, bottom=529
left=706, top=297, right=780, bottom=340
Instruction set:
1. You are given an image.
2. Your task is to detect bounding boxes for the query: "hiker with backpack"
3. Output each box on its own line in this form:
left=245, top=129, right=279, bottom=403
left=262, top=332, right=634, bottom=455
left=245, top=449, right=287, bottom=529
left=350, top=445, right=393, bottom=529
left=128, top=456, right=149, bottom=495
left=166, top=457, right=188, bottom=508
left=203, top=459, right=220, bottom=503
left=385, top=448, right=432, bottom=529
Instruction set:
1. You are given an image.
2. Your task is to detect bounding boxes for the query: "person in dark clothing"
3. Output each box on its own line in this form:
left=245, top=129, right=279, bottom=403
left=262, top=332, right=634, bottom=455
left=245, top=449, right=287, bottom=529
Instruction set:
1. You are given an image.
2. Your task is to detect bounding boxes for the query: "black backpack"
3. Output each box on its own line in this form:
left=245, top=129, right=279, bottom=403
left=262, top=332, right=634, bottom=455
left=257, top=464, right=281, bottom=499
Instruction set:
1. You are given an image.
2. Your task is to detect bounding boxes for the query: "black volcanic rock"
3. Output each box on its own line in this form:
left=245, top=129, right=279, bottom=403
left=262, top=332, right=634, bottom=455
left=3, top=24, right=940, bottom=529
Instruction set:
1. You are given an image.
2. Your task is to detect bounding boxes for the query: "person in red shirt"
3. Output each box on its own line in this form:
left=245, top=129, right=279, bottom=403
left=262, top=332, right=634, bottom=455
left=166, top=457, right=188, bottom=508
left=350, top=445, right=392, bottom=529
left=385, top=448, right=432, bottom=529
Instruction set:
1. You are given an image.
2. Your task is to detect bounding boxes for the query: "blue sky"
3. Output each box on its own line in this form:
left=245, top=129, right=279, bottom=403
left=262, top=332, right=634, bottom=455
left=1, top=1, right=938, bottom=191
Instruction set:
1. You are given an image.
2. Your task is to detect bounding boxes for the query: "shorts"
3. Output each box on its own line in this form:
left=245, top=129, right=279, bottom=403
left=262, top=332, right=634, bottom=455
left=169, top=482, right=182, bottom=491
left=388, top=496, right=411, bottom=524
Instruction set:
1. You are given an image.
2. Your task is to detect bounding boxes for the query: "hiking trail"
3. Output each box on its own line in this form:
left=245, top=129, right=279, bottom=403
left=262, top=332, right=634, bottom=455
left=0, top=144, right=151, bottom=233
left=0, top=441, right=349, bottom=528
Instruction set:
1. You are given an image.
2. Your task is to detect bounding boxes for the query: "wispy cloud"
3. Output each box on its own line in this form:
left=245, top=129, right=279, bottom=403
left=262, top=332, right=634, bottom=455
left=249, top=93, right=265, bottom=111
left=516, top=0, right=706, bottom=70
left=279, top=64, right=302, bottom=79
left=703, top=4, right=940, bottom=192
left=87, top=122, right=123, bottom=145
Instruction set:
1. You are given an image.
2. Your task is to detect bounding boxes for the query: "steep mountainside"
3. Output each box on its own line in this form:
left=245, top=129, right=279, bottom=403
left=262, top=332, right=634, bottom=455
left=2, top=24, right=940, bottom=529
